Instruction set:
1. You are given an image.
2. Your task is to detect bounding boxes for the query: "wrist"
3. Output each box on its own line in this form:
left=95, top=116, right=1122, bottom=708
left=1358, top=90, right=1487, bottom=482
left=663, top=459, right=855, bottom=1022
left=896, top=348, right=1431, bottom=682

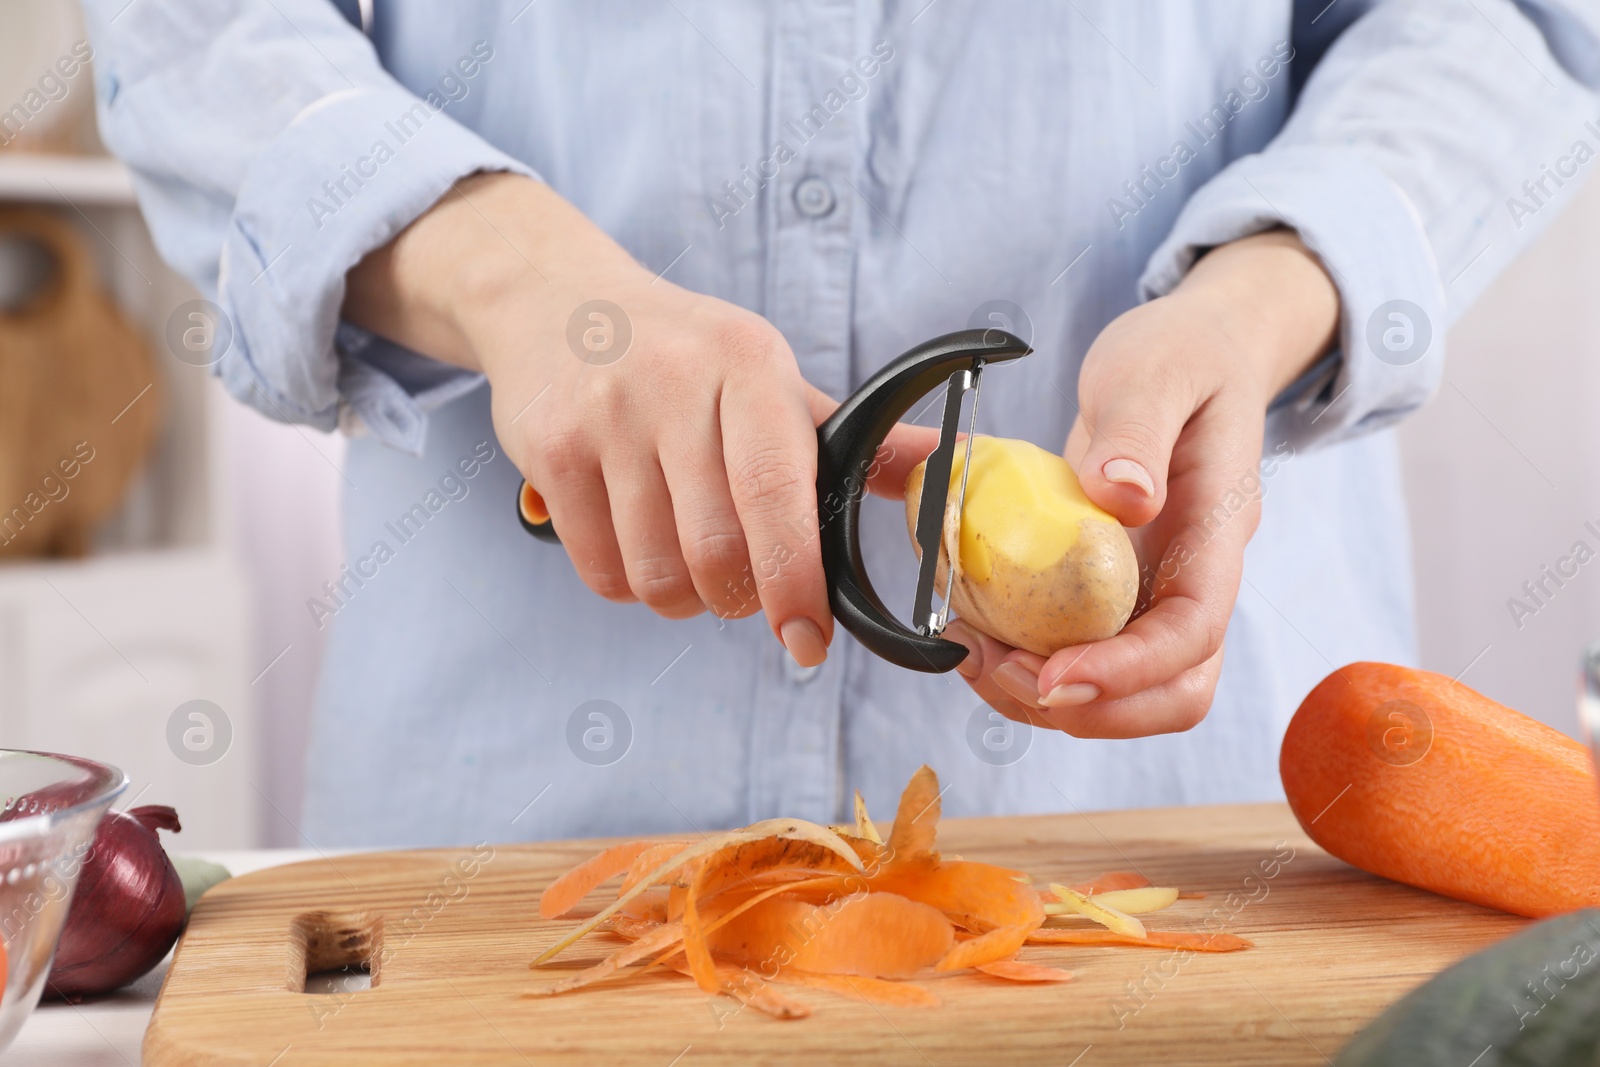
left=1174, top=228, right=1340, bottom=402
left=344, top=171, right=642, bottom=375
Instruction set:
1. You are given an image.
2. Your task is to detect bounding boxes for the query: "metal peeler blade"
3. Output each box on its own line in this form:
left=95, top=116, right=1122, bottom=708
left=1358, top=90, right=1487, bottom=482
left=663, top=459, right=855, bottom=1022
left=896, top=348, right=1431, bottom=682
left=911, top=364, right=984, bottom=637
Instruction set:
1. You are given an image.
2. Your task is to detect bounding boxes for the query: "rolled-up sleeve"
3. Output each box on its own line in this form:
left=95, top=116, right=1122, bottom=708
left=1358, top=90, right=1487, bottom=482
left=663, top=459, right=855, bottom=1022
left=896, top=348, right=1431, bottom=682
left=82, top=0, right=537, bottom=453
left=1139, top=0, right=1600, bottom=452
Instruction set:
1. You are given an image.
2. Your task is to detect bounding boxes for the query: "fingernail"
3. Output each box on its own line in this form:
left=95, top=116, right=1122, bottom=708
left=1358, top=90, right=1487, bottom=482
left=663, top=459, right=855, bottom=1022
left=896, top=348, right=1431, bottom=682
left=1041, top=682, right=1101, bottom=708
left=942, top=622, right=982, bottom=679
left=780, top=617, right=828, bottom=669
left=1103, top=457, right=1154, bottom=497
left=993, top=663, right=1044, bottom=708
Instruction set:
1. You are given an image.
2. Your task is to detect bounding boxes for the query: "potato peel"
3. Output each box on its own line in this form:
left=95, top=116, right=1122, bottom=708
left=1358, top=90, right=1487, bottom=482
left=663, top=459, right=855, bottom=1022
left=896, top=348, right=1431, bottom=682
left=1047, top=884, right=1147, bottom=938
left=854, top=789, right=884, bottom=844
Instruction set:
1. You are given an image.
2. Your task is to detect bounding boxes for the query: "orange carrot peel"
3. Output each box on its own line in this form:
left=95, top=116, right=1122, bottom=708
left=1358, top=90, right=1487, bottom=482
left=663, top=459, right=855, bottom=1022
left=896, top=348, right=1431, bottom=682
left=527, top=766, right=1251, bottom=1018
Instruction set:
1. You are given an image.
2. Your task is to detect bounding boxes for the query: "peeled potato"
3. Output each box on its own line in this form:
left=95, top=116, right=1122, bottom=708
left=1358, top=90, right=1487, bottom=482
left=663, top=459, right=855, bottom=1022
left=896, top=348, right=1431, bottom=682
left=904, top=437, right=1137, bottom=656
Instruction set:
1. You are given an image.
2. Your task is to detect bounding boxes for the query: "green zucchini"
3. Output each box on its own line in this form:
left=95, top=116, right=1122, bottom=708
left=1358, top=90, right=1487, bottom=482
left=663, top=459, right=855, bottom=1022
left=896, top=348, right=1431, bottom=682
left=1339, top=910, right=1600, bottom=1066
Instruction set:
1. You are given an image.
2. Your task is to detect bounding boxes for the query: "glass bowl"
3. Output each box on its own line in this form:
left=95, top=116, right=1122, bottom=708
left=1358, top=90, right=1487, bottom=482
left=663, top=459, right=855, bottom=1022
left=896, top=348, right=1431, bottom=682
left=0, top=750, right=127, bottom=1052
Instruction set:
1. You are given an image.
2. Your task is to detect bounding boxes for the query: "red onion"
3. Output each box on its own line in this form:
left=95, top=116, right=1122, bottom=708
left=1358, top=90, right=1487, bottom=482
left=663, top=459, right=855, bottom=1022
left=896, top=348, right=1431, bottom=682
left=46, top=805, right=187, bottom=1000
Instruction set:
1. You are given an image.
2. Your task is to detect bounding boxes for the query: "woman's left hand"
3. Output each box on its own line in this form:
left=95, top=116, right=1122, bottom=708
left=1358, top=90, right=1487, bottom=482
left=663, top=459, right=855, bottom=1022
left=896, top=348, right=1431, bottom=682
left=944, top=229, right=1340, bottom=738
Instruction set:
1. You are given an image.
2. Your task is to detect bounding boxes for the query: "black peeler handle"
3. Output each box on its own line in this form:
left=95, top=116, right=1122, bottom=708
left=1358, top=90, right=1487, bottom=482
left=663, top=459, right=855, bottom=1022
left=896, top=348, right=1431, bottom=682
left=816, top=329, right=1030, bottom=672
left=514, top=328, right=1032, bottom=672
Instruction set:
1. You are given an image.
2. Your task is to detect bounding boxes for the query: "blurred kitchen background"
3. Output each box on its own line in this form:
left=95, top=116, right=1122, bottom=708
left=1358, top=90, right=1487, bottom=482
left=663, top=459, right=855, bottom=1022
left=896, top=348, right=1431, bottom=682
left=0, top=2, right=1597, bottom=848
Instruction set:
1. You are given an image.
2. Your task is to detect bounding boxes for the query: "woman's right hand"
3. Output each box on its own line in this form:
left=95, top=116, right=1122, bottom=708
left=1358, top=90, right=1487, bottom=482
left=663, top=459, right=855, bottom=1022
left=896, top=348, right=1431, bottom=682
left=345, top=172, right=936, bottom=668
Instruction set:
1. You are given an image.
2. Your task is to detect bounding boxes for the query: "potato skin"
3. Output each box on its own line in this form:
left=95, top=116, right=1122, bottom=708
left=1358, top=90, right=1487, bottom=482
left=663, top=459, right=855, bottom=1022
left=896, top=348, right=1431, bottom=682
left=905, top=459, right=1137, bottom=656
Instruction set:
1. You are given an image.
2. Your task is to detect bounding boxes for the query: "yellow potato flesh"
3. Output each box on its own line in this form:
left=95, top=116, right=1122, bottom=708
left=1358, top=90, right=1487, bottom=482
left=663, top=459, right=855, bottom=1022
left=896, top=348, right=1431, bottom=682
left=950, top=437, right=1115, bottom=583
left=1047, top=884, right=1148, bottom=938
left=1088, top=886, right=1180, bottom=914
left=904, top=436, right=1138, bottom=656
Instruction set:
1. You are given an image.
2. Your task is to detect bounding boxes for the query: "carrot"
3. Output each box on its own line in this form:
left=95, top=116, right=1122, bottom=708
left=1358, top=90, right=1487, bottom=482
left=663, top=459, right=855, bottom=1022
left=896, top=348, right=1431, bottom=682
left=539, top=840, right=659, bottom=919
left=976, top=959, right=1074, bottom=983
left=529, top=765, right=1251, bottom=1016
left=618, top=841, right=693, bottom=896
left=1026, top=929, right=1253, bottom=952
left=936, top=924, right=1035, bottom=971
left=766, top=856, right=1046, bottom=972
left=717, top=973, right=812, bottom=1020
left=887, top=765, right=942, bottom=860
left=606, top=914, right=659, bottom=941
left=532, top=819, right=862, bottom=967
left=870, top=860, right=1045, bottom=937
left=672, top=844, right=870, bottom=998
left=524, top=920, right=685, bottom=996
left=698, top=877, right=846, bottom=943
left=1280, top=661, right=1600, bottom=918
left=672, top=835, right=879, bottom=992
left=695, top=837, right=862, bottom=900
left=622, top=875, right=850, bottom=984
left=618, top=884, right=670, bottom=923
left=656, top=953, right=812, bottom=1020
left=708, top=892, right=953, bottom=979
left=681, top=859, right=720, bottom=993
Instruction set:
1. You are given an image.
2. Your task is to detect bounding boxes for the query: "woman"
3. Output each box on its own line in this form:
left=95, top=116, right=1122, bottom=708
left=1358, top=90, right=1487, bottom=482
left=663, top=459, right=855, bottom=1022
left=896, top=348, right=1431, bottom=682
left=83, top=0, right=1598, bottom=845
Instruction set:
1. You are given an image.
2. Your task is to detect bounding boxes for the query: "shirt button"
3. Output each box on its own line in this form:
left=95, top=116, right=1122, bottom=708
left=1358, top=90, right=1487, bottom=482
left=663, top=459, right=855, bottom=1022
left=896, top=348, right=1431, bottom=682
left=786, top=659, right=823, bottom=684
left=793, top=177, right=836, bottom=219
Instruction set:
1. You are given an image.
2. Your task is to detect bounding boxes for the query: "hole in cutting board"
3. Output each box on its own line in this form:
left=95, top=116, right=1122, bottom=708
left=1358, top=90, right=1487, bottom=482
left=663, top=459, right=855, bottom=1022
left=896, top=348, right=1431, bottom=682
left=305, top=963, right=372, bottom=995
left=289, top=910, right=384, bottom=994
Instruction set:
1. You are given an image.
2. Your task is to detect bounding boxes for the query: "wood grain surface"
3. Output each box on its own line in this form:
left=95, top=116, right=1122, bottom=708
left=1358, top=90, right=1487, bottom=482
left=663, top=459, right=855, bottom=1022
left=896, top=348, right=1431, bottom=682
left=143, top=803, right=1527, bottom=1066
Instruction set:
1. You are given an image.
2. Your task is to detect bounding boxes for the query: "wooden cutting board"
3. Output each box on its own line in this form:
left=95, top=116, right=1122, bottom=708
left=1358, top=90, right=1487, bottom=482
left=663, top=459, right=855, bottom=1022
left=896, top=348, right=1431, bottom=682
left=143, top=803, right=1526, bottom=1066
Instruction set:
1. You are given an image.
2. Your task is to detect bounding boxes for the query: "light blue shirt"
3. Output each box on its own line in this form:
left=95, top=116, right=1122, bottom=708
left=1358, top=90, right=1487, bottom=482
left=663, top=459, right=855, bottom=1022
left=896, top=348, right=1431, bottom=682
left=85, top=0, right=1600, bottom=846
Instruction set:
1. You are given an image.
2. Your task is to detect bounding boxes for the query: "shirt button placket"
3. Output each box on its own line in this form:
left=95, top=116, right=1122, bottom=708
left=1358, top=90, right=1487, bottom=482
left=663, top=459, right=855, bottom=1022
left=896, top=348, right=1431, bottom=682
left=793, top=176, right=838, bottom=218
left=743, top=0, right=858, bottom=826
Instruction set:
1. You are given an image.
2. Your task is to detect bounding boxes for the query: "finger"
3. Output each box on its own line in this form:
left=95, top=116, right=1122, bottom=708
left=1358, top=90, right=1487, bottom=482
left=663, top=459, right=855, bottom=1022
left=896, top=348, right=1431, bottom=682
left=723, top=369, right=832, bottom=668
left=941, top=618, right=1006, bottom=683
left=1067, top=356, right=1197, bottom=527
left=538, top=461, right=634, bottom=603
left=1034, top=597, right=1220, bottom=707
left=868, top=422, right=943, bottom=500
left=803, top=382, right=941, bottom=501
left=940, top=619, right=1044, bottom=726
left=803, top=381, right=840, bottom=426
left=1040, top=402, right=1259, bottom=703
left=604, top=452, right=702, bottom=619
left=1034, top=645, right=1225, bottom=739
left=660, top=439, right=759, bottom=621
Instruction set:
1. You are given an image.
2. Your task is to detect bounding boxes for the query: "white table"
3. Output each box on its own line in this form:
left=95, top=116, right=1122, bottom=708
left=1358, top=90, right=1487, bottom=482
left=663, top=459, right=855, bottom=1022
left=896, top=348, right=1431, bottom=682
left=7, top=850, right=323, bottom=1065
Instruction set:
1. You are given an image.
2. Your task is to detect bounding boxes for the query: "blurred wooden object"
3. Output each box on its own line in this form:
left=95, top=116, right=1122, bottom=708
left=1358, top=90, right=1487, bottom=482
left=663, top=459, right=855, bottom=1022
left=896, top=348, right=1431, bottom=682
left=0, top=207, right=162, bottom=558
left=0, top=155, right=258, bottom=852
left=0, top=1, right=99, bottom=156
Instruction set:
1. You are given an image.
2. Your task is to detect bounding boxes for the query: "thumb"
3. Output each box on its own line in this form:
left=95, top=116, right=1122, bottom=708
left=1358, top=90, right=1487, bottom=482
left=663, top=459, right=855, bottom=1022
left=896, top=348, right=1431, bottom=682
left=1066, top=377, right=1194, bottom=527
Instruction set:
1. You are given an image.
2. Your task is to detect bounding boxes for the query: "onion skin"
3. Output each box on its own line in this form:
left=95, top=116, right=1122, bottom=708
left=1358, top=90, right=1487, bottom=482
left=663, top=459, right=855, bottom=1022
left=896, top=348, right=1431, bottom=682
left=46, top=805, right=187, bottom=1000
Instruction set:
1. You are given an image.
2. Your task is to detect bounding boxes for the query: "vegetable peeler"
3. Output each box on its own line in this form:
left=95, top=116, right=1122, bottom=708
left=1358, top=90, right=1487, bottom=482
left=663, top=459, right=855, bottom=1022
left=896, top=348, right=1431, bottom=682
left=515, top=328, right=1032, bottom=673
